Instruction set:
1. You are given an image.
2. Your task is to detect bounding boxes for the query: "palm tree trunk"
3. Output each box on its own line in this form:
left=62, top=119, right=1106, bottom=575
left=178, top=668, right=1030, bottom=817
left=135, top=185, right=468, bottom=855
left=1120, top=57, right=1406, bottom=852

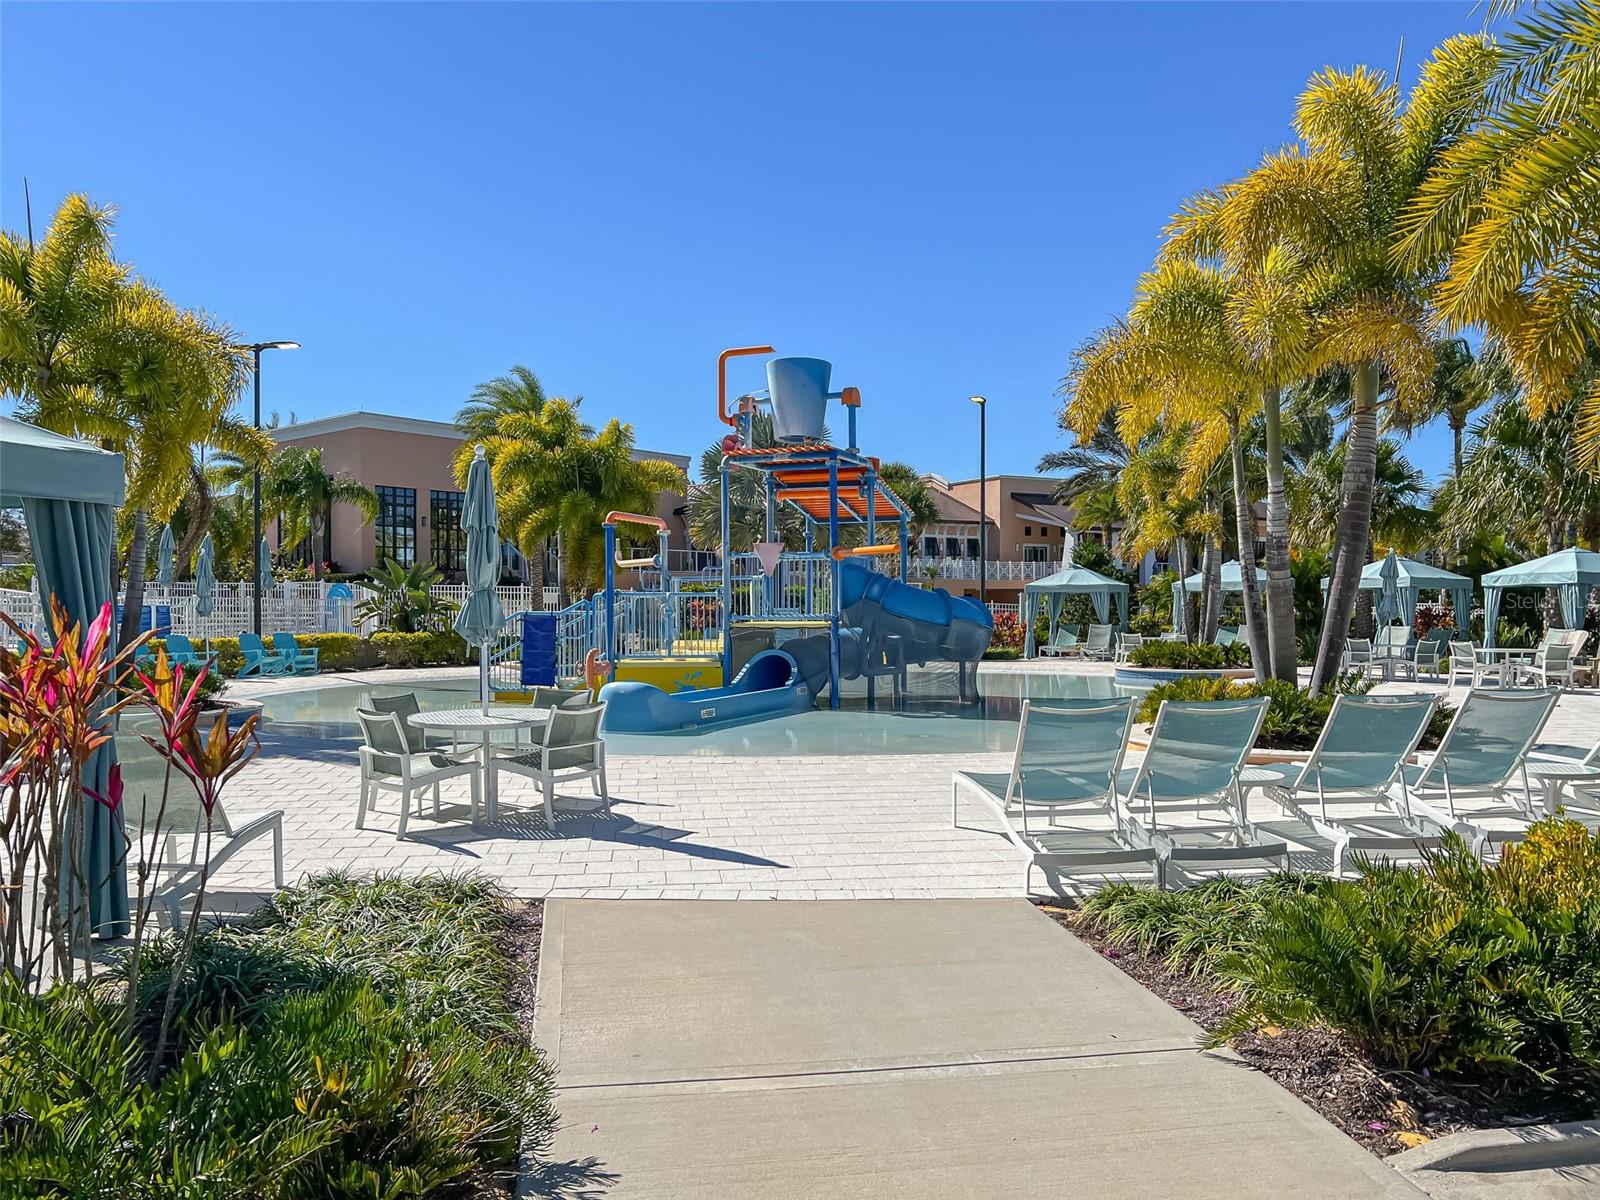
left=173, top=463, right=211, bottom=582
left=118, top=509, right=149, bottom=651
left=1231, top=430, right=1269, bottom=682
left=1200, top=528, right=1222, bottom=642
left=1174, top=538, right=1193, bottom=640
left=1261, top=383, right=1298, bottom=682
left=1310, top=361, right=1380, bottom=694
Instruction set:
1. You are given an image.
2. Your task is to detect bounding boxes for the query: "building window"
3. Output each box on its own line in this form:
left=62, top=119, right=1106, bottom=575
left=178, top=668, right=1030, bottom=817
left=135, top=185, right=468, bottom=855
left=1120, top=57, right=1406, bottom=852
left=922, top=535, right=940, bottom=558
left=966, top=537, right=980, bottom=559
left=1024, top=525, right=1033, bottom=537
left=430, top=490, right=465, bottom=574
left=945, top=536, right=961, bottom=559
left=375, top=485, right=416, bottom=566
left=1022, top=543, right=1052, bottom=563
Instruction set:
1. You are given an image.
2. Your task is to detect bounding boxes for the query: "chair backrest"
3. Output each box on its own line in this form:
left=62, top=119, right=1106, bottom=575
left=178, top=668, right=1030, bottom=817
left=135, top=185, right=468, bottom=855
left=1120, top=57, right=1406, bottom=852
left=1011, top=699, right=1135, bottom=806
left=529, top=685, right=584, bottom=709
left=543, top=702, right=606, bottom=769
left=1085, top=624, right=1114, bottom=650
left=1292, top=694, right=1439, bottom=793
left=239, top=632, right=268, bottom=656
left=355, top=707, right=411, bottom=775
left=1215, top=629, right=1236, bottom=647
left=1345, top=637, right=1373, bottom=661
left=1139, top=698, right=1270, bottom=800
left=364, top=692, right=427, bottom=754
left=1561, top=628, right=1591, bottom=658
left=272, top=632, right=299, bottom=653
left=1377, top=625, right=1410, bottom=651
left=1535, top=641, right=1572, bottom=670
left=167, top=633, right=196, bottom=656
left=1414, top=688, right=1561, bottom=789
left=1448, top=639, right=1475, bottom=663
left=1051, top=625, right=1080, bottom=647
left=1119, top=633, right=1143, bottom=651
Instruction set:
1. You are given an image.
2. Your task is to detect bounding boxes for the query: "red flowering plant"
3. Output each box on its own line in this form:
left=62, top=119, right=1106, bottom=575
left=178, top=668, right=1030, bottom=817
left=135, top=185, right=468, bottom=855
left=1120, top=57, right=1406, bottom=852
left=0, top=599, right=143, bottom=987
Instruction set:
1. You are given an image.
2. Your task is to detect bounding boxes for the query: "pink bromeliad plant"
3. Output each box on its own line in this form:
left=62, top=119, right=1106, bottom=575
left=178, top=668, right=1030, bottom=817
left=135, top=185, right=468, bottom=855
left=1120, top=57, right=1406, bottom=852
left=0, top=601, right=258, bottom=1056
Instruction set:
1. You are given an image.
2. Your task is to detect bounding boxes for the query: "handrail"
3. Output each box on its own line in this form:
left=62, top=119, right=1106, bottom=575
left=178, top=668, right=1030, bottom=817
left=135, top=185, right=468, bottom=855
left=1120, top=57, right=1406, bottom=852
left=717, top=345, right=775, bottom=426
left=831, top=543, right=899, bottom=560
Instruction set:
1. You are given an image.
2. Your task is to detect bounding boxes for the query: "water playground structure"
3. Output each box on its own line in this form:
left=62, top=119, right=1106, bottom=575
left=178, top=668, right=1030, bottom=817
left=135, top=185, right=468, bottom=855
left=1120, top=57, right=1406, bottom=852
left=505, top=346, right=994, bottom=733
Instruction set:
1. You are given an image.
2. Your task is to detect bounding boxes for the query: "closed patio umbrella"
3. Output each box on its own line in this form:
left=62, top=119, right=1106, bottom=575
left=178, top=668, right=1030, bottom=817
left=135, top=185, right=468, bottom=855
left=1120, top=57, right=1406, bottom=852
left=453, top=445, right=506, bottom=711
left=1376, top=549, right=1402, bottom=626
left=257, top=536, right=273, bottom=595
left=155, top=524, right=175, bottom=587
left=194, top=534, right=216, bottom=651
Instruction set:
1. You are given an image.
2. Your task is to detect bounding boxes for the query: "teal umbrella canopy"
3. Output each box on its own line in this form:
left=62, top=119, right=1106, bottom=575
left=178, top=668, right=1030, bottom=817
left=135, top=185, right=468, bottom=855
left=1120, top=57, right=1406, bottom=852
left=258, top=537, right=274, bottom=594
left=155, top=524, right=175, bottom=586
left=194, top=534, right=217, bottom=618
left=453, top=447, right=506, bottom=708
left=1376, top=549, right=1402, bottom=625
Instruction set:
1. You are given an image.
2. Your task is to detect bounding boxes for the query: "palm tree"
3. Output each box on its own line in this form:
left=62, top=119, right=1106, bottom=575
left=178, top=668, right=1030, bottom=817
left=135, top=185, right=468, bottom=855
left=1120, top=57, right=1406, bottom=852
left=457, top=365, right=592, bottom=443
left=1040, top=412, right=1133, bottom=503
left=1288, top=439, right=1434, bottom=555
left=875, top=462, right=939, bottom=540
left=1398, top=0, right=1600, bottom=463
left=688, top=413, right=808, bottom=553
left=223, top=446, right=379, bottom=580
left=1193, top=39, right=1501, bottom=691
left=460, top=398, right=684, bottom=598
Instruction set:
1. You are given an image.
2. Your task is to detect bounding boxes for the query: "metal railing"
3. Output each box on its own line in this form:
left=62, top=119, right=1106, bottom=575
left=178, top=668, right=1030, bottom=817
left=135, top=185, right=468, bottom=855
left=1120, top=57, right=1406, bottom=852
left=879, top=556, right=1063, bottom=582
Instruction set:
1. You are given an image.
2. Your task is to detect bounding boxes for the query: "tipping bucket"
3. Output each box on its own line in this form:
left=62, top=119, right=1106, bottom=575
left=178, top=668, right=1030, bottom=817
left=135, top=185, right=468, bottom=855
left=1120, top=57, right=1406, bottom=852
left=766, top=357, right=831, bottom=442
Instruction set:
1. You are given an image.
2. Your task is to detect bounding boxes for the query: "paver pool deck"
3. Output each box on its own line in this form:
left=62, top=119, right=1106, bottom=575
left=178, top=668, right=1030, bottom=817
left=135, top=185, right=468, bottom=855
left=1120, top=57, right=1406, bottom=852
left=203, top=662, right=1600, bottom=905
left=526, top=898, right=1423, bottom=1198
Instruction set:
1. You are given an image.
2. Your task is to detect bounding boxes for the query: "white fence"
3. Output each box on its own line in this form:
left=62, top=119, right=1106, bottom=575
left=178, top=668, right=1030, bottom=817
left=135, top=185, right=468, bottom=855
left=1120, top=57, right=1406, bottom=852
left=875, top=556, right=1062, bottom=583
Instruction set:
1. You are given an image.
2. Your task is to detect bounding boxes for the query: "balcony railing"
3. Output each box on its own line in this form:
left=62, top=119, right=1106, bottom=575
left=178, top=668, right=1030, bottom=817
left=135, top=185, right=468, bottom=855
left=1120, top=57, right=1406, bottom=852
left=872, top=556, right=1063, bottom=582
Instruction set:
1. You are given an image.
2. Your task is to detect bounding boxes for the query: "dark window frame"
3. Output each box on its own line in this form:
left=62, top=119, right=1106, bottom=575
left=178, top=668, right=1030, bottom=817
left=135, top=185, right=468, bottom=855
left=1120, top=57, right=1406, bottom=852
left=375, top=485, right=417, bottom=566
left=430, top=489, right=466, bottom=574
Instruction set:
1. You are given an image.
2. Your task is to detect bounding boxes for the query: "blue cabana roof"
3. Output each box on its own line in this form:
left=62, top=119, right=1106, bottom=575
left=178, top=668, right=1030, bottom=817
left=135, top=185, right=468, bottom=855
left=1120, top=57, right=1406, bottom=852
left=1023, top=565, right=1131, bottom=595
left=1182, top=560, right=1266, bottom=593
left=0, top=414, right=125, bottom=508
left=1481, top=547, right=1600, bottom=646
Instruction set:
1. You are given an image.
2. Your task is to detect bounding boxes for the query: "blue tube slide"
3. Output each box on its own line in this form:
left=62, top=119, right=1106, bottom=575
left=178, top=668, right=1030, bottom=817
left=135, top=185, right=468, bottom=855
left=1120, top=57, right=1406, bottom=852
left=836, top=560, right=993, bottom=675
left=599, top=650, right=814, bottom=733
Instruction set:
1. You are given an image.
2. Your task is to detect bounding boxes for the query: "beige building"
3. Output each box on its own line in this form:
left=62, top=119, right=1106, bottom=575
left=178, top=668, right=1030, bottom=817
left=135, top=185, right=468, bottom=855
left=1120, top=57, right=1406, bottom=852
left=268, top=412, right=691, bottom=586
left=915, top=474, right=1161, bottom=603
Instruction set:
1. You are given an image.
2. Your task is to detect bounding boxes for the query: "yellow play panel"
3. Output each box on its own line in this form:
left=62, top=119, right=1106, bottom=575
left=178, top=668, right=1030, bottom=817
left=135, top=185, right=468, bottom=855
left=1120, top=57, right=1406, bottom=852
left=613, top=656, right=723, bottom=693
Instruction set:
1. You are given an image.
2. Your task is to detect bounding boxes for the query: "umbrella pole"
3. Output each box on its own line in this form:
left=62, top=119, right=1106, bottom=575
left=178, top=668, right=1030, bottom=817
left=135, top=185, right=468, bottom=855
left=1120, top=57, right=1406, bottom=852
left=480, top=641, right=489, bottom=713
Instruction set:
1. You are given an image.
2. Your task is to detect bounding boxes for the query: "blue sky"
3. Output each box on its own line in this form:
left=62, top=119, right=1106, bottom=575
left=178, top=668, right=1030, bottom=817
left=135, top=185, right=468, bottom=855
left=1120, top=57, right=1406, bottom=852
left=3, top=1, right=1491, bottom=483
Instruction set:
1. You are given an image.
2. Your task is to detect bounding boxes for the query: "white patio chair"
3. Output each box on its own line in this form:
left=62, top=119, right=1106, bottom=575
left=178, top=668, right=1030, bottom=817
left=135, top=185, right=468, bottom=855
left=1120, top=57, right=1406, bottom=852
left=1247, top=693, right=1442, bottom=877
left=158, top=790, right=284, bottom=931
left=1515, top=640, right=1573, bottom=688
left=1114, top=632, right=1143, bottom=664
left=1402, top=687, right=1563, bottom=856
left=1414, top=630, right=1450, bottom=678
left=1340, top=637, right=1375, bottom=676
left=489, top=700, right=609, bottom=827
left=1114, top=697, right=1289, bottom=888
left=1447, top=640, right=1508, bottom=688
left=355, top=707, right=482, bottom=839
left=952, top=698, right=1154, bottom=892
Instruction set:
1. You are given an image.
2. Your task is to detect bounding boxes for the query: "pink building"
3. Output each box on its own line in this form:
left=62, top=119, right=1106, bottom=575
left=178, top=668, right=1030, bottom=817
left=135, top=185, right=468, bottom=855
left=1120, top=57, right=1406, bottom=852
left=268, top=411, right=691, bottom=587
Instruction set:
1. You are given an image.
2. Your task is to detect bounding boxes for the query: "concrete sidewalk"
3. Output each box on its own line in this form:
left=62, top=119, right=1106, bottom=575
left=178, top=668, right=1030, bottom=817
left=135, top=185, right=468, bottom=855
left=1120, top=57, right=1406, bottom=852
left=528, top=899, right=1420, bottom=1198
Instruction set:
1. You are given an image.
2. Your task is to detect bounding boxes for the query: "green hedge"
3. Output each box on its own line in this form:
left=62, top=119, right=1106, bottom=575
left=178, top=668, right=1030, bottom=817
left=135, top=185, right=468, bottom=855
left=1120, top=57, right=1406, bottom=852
left=1126, top=640, right=1251, bottom=670
left=370, top=630, right=471, bottom=668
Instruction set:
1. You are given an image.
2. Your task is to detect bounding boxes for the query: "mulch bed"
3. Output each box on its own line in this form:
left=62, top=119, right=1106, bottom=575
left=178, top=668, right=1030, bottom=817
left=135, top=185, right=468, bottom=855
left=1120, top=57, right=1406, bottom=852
left=505, top=899, right=544, bottom=1041
left=1036, top=901, right=1590, bottom=1157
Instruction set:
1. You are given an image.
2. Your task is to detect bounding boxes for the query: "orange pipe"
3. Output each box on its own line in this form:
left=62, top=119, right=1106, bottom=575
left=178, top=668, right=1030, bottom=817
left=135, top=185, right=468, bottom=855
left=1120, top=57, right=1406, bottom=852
left=603, top=510, right=668, bottom=530
left=718, top=345, right=775, bottom=426
left=832, top=543, right=900, bottom=560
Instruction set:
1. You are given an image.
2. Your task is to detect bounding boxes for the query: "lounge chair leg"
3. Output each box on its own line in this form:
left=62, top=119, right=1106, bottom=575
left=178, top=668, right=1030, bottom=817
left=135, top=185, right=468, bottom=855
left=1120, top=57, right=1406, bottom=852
left=272, top=822, right=285, bottom=889
left=598, top=763, right=610, bottom=815
left=355, top=778, right=368, bottom=830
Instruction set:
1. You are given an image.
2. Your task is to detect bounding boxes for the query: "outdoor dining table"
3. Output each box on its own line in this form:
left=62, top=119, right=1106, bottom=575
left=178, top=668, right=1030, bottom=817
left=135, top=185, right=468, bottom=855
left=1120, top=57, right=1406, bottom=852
left=407, top=706, right=548, bottom=822
left=1523, top=759, right=1600, bottom=816
left=1477, top=647, right=1536, bottom=686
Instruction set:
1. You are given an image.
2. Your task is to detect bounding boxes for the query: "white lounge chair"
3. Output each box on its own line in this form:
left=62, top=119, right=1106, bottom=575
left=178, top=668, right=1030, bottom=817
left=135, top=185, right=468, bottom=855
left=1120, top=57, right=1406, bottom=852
left=1115, top=697, right=1289, bottom=887
left=489, top=700, right=609, bottom=827
left=1038, top=625, right=1082, bottom=658
left=952, top=698, right=1154, bottom=893
left=1403, top=687, right=1563, bottom=856
left=1249, top=693, right=1442, bottom=877
left=1081, top=624, right=1115, bottom=661
left=355, top=707, right=483, bottom=839
left=158, top=786, right=284, bottom=931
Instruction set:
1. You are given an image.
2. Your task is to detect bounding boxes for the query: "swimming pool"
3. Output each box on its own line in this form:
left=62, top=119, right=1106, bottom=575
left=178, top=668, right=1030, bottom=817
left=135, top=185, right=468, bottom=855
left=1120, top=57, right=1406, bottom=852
left=247, top=671, right=1129, bottom=757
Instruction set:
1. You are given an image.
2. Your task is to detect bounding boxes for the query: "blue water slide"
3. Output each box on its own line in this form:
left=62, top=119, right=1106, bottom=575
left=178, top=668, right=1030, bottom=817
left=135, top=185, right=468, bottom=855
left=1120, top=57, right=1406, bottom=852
left=599, top=650, right=814, bottom=733
left=836, top=560, right=993, bottom=675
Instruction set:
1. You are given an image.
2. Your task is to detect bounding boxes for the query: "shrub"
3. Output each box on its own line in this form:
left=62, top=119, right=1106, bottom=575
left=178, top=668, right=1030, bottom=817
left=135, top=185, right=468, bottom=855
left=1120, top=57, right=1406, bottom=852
left=988, top=611, right=1024, bottom=653
left=371, top=630, right=470, bottom=668
left=1128, top=611, right=1168, bottom=638
left=1, top=873, right=558, bottom=1196
left=1126, top=640, right=1251, bottom=670
left=1083, top=820, right=1600, bottom=1094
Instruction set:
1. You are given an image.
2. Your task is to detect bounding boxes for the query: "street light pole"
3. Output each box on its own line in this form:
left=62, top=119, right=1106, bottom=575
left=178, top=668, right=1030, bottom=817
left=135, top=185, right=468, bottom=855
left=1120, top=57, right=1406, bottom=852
left=970, top=396, right=988, bottom=607
left=239, top=340, right=300, bottom=634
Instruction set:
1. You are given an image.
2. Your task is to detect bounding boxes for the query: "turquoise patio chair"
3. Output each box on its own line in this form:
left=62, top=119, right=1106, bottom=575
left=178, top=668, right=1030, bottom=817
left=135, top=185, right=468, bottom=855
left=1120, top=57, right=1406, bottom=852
left=1247, top=693, right=1441, bottom=877
left=238, top=631, right=289, bottom=677
left=271, top=632, right=319, bottom=675
left=1214, top=628, right=1237, bottom=648
left=163, top=633, right=218, bottom=672
left=1081, top=624, right=1115, bottom=662
left=952, top=698, right=1154, bottom=892
left=1115, top=697, right=1288, bottom=887
left=1404, top=687, right=1562, bottom=855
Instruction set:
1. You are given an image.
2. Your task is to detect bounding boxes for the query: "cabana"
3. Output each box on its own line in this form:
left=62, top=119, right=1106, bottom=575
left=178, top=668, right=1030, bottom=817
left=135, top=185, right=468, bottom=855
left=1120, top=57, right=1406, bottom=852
left=1022, top=565, right=1130, bottom=658
left=1318, top=555, right=1473, bottom=630
left=0, top=415, right=129, bottom=936
left=1172, top=560, right=1266, bottom=632
left=1481, top=547, right=1600, bottom=648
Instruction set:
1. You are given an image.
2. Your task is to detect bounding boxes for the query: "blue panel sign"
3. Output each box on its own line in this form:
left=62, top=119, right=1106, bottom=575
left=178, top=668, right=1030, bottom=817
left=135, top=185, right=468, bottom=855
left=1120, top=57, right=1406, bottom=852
left=521, top=612, right=557, bottom=686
